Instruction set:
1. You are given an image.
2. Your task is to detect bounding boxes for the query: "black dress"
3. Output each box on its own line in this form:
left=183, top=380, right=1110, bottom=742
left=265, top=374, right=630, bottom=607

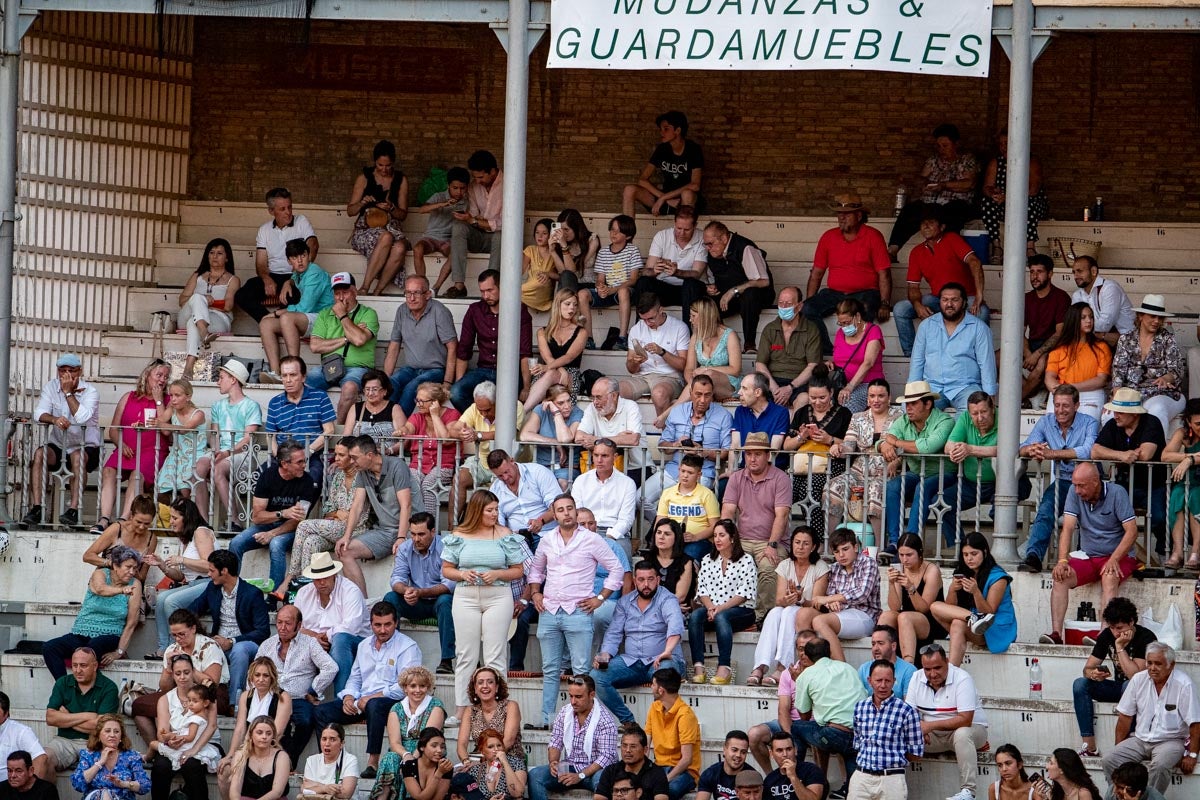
left=240, top=750, right=287, bottom=800
left=789, top=404, right=853, bottom=536
left=546, top=325, right=585, bottom=397
left=902, top=573, right=948, bottom=648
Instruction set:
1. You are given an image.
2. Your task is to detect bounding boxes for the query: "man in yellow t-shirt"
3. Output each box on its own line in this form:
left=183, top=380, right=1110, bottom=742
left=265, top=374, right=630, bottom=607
left=645, top=666, right=702, bottom=800
left=655, top=455, right=719, bottom=559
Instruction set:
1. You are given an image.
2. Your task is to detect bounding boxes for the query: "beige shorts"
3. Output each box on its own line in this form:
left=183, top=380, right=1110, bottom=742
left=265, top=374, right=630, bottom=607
left=46, top=735, right=84, bottom=769
left=460, top=455, right=494, bottom=487
left=622, top=373, right=684, bottom=399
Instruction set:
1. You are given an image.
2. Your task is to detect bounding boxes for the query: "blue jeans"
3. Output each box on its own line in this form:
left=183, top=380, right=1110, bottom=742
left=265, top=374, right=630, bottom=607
left=592, top=655, right=688, bottom=723
left=304, top=365, right=369, bottom=392
left=792, top=719, right=857, bottom=777
left=330, top=632, right=364, bottom=694
left=509, top=602, right=539, bottom=671
left=1024, top=478, right=1072, bottom=561
left=282, top=698, right=316, bottom=766
left=155, top=579, right=209, bottom=650
left=384, top=590, right=455, bottom=661
left=528, top=765, right=598, bottom=800
left=538, top=609, right=596, bottom=724
left=885, top=472, right=942, bottom=547
left=313, top=695, right=393, bottom=755
left=894, top=294, right=990, bottom=357
left=1072, top=676, right=1126, bottom=738
left=592, top=599, right=617, bottom=651
left=667, top=774, right=696, bottom=800
left=43, top=633, right=120, bottom=681
left=934, top=386, right=985, bottom=413
left=938, top=475, right=1033, bottom=548
left=450, top=367, right=496, bottom=412
left=687, top=605, right=755, bottom=667
left=227, top=640, right=261, bottom=695
left=390, top=366, right=448, bottom=415
left=229, top=521, right=293, bottom=593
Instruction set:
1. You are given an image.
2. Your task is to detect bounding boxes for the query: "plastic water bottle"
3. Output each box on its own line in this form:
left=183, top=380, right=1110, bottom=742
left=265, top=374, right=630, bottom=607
left=894, top=185, right=907, bottom=217
left=1029, top=658, right=1043, bottom=699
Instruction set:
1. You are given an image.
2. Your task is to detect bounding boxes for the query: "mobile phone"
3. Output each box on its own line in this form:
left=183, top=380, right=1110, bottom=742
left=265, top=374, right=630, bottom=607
left=551, top=222, right=562, bottom=233
left=1096, top=665, right=1111, bottom=674
left=952, top=572, right=966, bottom=579
left=680, top=438, right=697, bottom=448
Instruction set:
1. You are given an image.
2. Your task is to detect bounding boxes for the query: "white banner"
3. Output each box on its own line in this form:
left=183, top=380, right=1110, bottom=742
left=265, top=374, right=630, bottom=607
left=548, top=0, right=992, bottom=77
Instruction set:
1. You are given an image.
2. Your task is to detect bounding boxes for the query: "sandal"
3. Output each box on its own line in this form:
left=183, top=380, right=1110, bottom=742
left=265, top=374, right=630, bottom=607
left=746, top=668, right=764, bottom=686
left=762, top=674, right=779, bottom=687
left=1165, top=553, right=1184, bottom=570
left=1187, top=554, right=1200, bottom=571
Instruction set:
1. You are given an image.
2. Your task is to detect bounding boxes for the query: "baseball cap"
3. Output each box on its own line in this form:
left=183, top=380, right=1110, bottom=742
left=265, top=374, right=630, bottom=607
left=331, top=272, right=356, bottom=288
left=449, top=772, right=487, bottom=800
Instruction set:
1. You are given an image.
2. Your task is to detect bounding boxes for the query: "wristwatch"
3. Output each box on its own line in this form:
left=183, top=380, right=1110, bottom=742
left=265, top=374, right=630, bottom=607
left=595, top=594, right=605, bottom=602
left=1187, top=751, right=1199, bottom=759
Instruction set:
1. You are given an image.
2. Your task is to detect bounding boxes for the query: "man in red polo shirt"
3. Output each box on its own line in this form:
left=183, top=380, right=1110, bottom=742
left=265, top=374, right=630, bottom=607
left=893, top=206, right=989, bottom=357
left=802, top=191, right=892, bottom=356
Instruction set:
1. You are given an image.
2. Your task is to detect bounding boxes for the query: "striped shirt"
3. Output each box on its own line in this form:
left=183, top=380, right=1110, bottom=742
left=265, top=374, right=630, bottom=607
left=853, top=694, right=924, bottom=771
left=266, top=388, right=336, bottom=442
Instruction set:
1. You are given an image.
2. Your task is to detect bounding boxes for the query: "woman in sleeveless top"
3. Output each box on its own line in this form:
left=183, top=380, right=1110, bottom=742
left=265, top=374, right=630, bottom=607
left=99, top=359, right=169, bottom=529
left=348, top=140, right=410, bottom=295
left=1164, top=399, right=1200, bottom=569
left=220, top=657, right=293, bottom=792
left=655, top=296, right=741, bottom=427
left=457, top=667, right=525, bottom=766
left=154, top=379, right=212, bottom=514
left=521, top=219, right=559, bottom=312
left=343, top=369, right=406, bottom=454
left=228, top=716, right=291, bottom=800
left=989, top=744, right=1036, bottom=800
left=177, top=238, right=240, bottom=377
left=549, top=208, right=601, bottom=294
left=981, top=129, right=1048, bottom=261
left=526, top=288, right=587, bottom=410
left=85, top=493, right=159, bottom=586
left=879, top=534, right=946, bottom=663
left=148, top=497, right=216, bottom=658
left=43, top=546, right=143, bottom=678
left=638, top=518, right=695, bottom=609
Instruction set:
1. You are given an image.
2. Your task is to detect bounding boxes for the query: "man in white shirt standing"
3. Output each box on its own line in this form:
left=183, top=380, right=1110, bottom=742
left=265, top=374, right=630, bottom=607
left=23, top=352, right=100, bottom=529
left=312, top=600, right=421, bottom=779
left=620, top=292, right=692, bottom=417
left=636, top=205, right=707, bottom=317
left=1102, top=642, right=1200, bottom=795
left=571, top=439, right=638, bottom=559
left=1070, top=254, right=1134, bottom=347
left=577, top=377, right=648, bottom=485
left=904, top=643, right=988, bottom=800
left=0, top=692, right=48, bottom=781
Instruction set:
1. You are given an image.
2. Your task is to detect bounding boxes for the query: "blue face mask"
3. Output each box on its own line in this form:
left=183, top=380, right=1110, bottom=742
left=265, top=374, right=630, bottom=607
left=840, top=324, right=858, bottom=337
left=778, top=306, right=796, bottom=321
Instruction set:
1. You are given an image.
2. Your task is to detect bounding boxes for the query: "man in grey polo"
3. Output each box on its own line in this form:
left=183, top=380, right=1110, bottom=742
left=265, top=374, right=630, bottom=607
left=383, top=274, right=458, bottom=415
left=336, top=435, right=423, bottom=596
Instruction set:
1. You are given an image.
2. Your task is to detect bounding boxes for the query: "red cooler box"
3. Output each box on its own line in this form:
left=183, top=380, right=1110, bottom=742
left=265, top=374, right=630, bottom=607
left=1064, top=620, right=1102, bottom=645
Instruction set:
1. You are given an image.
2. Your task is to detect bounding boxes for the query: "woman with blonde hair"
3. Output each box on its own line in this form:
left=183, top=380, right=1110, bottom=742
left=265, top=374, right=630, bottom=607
left=227, top=715, right=291, bottom=800
left=525, top=288, right=587, bottom=411
left=71, top=713, right=149, bottom=800
left=656, top=296, right=741, bottom=426
left=441, top=491, right=527, bottom=721
left=402, top=382, right=461, bottom=514
left=219, top=656, right=293, bottom=792
left=375, top=666, right=448, bottom=791
left=97, top=358, right=170, bottom=531
left=154, top=378, right=211, bottom=513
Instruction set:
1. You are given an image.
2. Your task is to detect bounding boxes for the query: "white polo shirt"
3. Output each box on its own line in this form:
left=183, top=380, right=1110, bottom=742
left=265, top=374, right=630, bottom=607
left=1116, top=667, right=1200, bottom=743
left=0, top=718, right=46, bottom=780
left=627, top=314, right=691, bottom=378
left=904, top=663, right=988, bottom=728
left=579, top=397, right=646, bottom=469
left=648, top=227, right=708, bottom=287
left=256, top=214, right=317, bottom=275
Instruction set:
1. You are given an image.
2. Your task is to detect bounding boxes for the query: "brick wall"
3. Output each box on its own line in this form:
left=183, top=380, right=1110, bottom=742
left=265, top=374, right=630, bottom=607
left=188, top=19, right=1200, bottom=221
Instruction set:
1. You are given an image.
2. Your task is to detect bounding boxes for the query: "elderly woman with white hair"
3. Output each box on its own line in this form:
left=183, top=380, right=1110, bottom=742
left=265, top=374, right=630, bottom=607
left=449, top=380, right=525, bottom=516
left=1111, top=294, right=1186, bottom=435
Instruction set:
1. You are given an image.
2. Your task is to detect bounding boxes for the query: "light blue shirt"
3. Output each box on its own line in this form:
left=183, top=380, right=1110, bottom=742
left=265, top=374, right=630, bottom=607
left=660, top=401, right=733, bottom=482
left=858, top=657, right=918, bottom=700
left=338, top=630, right=422, bottom=701
left=390, top=536, right=455, bottom=593
left=1021, top=411, right=1100, bottom=481
left=600, top=585, right=685, bottom=665
left=490, top=462, right=563, bottom=533
left=592, top=537, right=632, bottom=597
left=908, top=312, right=997, bottom=398
left=288, top=262, right=334, bottom=314
left=211, top=396, right=263, bottom=452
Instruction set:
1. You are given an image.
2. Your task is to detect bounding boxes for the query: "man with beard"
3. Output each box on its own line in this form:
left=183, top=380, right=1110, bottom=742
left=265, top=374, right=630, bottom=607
left=591, top=562, right=687, bottom=723
left=908, top=283, right=996, bottom=412
left=450, top=268, right=533, bottom=411
left=1021, top=254, right=1071, bottom=403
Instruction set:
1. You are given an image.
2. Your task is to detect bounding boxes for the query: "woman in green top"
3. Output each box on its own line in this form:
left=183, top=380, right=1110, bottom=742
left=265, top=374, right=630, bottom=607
left=1164, top=398, right=1200, bottom=570
left=441, top=490, right=526, bottom=720
left=42, top=545, right=142, bottom=678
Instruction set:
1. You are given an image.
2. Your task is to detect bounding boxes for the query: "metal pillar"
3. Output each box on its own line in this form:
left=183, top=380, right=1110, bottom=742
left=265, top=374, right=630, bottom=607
left=0, top=0, right=22, bottom=514
left=491, top=0, right=532, bottom=453
left=992, top=0, right=1036, bottom=564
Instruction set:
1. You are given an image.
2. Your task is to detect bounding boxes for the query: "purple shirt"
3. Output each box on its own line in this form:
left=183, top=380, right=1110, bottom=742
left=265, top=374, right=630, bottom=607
left=458, top=300, right=532, bottom=369
left=528, top=528, right=624, bottom=613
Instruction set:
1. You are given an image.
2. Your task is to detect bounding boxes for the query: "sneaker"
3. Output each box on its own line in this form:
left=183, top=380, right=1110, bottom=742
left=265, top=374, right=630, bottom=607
left=444, top=285, right=467, bottom=299
left=585, top=338, right=598, bottom=350
left=436, top=659, right=454, bottom=675
left=946, top=791, right=975, bottom=800
left=1018, top=553, right=1043, bottom=574
left=1081, top=635, right=1097, bottom=646
left=89, top=517, right=110, bottom=535
left=20, top=506, right=42, bottom=527
left=360, top=766, right=377, bottom=779
left=59, top=508, right=79, bottom=527
left=829, top=787, right=848, bottom=800
left=1078, top=744, right=1100, bottom=757
left=1039, top=631, right=1063, bottom=645
left=968, top=613, right=995, bottom=636
left=259, top=370, right=283, bottom=384
left=614, top=336, right=629, bottom=351
left=878, top=544, right=898, bottom=565
left=599, top=326, right=621, bottom=351
left=443, top=716, right=460, bottom=728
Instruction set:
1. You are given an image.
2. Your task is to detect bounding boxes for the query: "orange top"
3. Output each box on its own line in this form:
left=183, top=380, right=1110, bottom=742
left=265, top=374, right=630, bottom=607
left=1047, top=340, right=1112, bottom=384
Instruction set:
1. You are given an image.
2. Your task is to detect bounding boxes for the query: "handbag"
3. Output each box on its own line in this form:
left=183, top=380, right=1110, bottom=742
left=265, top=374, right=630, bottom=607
left=829, top=325, right=871, bottom=396
left=320, top=307, right=361, bottom=384
left=364, top=206, right=390, bottom=228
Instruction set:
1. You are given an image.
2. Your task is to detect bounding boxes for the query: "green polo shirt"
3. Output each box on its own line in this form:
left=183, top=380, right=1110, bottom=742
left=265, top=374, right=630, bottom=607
left=948, top=412, right=997, bottom=484
left=310, top=303, right=380, bottom=369
left=794, top=657, right=866, bottom=728
left=47, top=672, right=119, bottom=739
left=888, top=407, right=956, bottom=478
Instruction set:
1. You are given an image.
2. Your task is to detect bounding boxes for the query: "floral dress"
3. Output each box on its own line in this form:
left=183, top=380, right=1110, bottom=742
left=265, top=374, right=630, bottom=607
left=72, top=748, right=151, bottom=800
left=156, top=410, right=211, bottom=493
left=1112, top=329, right=1186, bottom=401
left=825, top=407, right=905, bottom=519
left=374, top=696, right=448, bottom=800
left=286, top=467, right=366, bottom=582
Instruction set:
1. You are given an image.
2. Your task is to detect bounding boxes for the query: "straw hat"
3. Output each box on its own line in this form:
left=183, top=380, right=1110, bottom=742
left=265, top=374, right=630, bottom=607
left=829, top=191, right=868, bottom=214
left=302, top=552, right=344, bottom=580
left=895, top=381, right=940, bottom=404
left=1103, top=388, right=1147, bottom=415
left=742, top=432, right=773, bottom=450
left=1132, top=294, right=1174, bottom=317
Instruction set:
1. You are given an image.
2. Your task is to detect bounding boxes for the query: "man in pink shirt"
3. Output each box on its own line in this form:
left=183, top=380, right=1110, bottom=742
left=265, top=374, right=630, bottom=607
left=528, top=494, right=625, bottom=727
left=445, top=149, right=503, bottom=299
left=802, top=192, right=893, bottom=356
